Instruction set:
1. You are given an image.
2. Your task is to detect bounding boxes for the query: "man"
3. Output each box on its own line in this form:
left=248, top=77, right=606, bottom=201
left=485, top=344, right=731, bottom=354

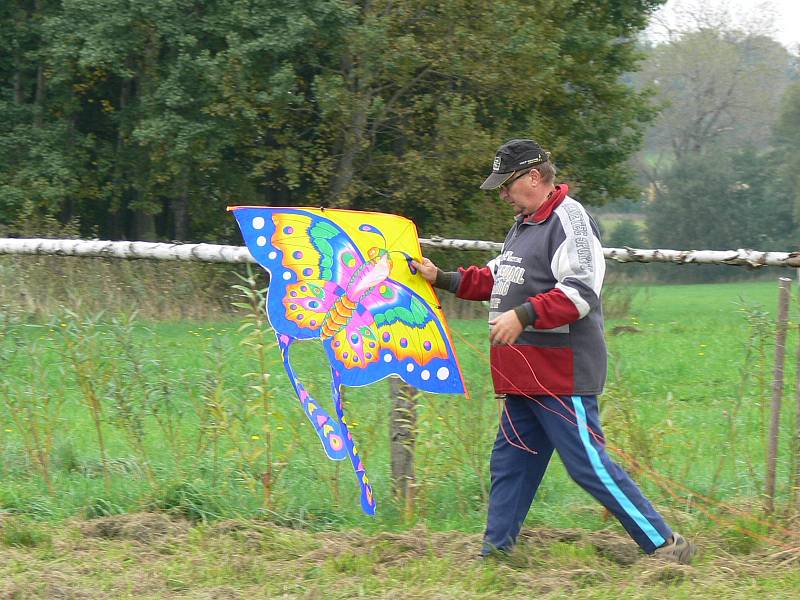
left=411, top=139, right=694, bottom=563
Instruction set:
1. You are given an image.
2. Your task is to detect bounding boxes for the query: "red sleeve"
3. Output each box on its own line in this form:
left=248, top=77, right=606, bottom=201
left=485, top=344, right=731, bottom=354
left=456, top=266, right=494, bottom=301
left=530, top=288, right=580, bottom=329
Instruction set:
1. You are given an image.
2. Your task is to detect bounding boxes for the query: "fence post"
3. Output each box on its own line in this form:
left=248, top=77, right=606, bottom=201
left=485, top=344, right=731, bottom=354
left=389, top=376, right=417, bottom=517
left=796, top=269, right=800, bottom=510
left=765, top=277, right=791, bottom=513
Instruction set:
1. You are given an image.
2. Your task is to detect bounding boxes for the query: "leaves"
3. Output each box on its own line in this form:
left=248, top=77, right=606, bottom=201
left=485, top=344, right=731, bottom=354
left=1, top=0, right=662, bottom=240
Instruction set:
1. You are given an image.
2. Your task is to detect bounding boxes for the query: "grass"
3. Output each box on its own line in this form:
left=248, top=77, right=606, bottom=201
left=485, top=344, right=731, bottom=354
left=1, top=268, right=800, bottom=597
left=1, top=514, right=798, bottom=599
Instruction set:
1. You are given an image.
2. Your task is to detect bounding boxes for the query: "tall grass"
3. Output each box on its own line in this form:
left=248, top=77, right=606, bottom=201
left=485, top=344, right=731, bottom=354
left=0, top=257, right=798, bottom=545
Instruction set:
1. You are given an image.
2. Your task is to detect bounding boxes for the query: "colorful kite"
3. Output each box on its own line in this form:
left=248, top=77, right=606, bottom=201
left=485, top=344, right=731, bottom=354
left=228, top=207, right=466, bottom=514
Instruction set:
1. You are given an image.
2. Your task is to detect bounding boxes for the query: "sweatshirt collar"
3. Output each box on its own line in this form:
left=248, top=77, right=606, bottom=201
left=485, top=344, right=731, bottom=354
left=519, top=183, right=568, bottom=224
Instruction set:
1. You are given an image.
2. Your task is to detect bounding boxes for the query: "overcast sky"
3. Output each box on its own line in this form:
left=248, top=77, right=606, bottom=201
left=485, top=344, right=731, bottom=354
left=646, top=0, right=800, bottom=50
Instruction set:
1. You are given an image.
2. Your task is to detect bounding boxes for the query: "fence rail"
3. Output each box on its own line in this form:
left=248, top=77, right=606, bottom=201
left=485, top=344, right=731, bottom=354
left=2, top=237, right=800, bottom=268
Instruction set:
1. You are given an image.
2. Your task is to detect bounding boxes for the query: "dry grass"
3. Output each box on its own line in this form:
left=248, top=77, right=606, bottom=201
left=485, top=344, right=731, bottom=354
left=0, top=255, right=241, bottom=321
left=1, top=513, right=799, bottom=599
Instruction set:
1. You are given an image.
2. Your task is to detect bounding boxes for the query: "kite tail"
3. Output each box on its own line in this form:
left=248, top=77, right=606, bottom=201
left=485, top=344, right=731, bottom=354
left=277, top=334, right=347, bottom=461
left=331, top=368, right=376, bottom=516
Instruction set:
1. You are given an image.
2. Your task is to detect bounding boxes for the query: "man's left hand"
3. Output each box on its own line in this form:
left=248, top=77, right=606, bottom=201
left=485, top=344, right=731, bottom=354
left=489, top=310, right=524, bottom=345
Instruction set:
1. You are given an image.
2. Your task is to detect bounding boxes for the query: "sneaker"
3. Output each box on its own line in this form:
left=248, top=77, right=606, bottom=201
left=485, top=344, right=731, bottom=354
left=653, top=533, right=695, bottom=564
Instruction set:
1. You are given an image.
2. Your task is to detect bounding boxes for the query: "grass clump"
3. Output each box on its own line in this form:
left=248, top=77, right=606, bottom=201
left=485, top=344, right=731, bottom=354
left=0, top=516, right=52, bottom=549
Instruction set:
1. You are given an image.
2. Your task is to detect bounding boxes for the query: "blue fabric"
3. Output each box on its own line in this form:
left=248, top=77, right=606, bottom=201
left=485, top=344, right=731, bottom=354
left=570, top=396, right=666, bottom=548
left=482, top=394, right=671, bottom=555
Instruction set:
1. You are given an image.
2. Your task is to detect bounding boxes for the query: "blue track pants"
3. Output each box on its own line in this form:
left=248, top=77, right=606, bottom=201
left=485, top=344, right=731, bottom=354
left=483, top=394, right=672, bottom=555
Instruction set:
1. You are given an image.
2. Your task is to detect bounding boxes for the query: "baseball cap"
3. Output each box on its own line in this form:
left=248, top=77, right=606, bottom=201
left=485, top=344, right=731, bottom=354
left=480, top=139, right=550, bottom=190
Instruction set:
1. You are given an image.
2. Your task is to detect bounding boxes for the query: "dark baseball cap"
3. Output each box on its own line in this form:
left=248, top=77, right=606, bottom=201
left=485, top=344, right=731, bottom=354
left=480, top=139, right=551, bottom=190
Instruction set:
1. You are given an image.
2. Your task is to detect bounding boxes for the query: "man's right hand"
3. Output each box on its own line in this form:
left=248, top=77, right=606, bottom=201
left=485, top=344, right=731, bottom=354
left=410, top=257, right=438, bottom=283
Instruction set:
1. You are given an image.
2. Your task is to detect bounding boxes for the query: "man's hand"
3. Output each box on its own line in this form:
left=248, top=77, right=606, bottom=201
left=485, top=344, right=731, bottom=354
left=410, top=257, right=438, bottom=283
left=489, top=310, right=524, bottom=345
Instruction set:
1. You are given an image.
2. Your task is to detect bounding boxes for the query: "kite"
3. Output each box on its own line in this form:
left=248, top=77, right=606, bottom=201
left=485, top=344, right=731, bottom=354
left=228, top=206, right=466, bottom=514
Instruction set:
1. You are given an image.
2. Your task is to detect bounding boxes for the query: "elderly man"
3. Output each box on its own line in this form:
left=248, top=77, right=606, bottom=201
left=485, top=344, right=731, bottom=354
left=412, top=139, right=693, bottom=563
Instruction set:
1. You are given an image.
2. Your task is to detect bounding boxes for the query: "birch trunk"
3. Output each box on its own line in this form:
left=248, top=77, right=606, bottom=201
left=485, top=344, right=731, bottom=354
left=4, top=238, right=800, bottom=269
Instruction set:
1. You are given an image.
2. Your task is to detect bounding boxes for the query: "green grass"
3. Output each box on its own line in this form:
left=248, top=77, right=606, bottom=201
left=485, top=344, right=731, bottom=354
left=1, top=277, right=799, bottom=597
left=1, top=279, right=797, bottom=527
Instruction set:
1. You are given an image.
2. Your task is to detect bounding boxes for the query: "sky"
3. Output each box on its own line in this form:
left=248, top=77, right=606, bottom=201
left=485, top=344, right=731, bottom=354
left=646, top=0, right=800, bottom=50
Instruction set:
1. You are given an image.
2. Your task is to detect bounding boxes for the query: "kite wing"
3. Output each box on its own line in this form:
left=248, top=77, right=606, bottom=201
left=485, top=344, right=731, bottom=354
left=228, top=205, right=467, bottom=515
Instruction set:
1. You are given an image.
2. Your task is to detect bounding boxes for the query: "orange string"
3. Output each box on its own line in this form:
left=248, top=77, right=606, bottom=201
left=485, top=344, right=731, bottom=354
left=451, top=326, right=799, bottom=548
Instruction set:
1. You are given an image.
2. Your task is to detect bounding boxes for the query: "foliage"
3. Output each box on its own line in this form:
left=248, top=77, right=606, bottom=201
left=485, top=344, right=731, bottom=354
left=772, top=80, right=800, bottom=221
left=638, top=30, right=793, bottom=157
left=0, top=0, right=664, bottom=242
left=645, top=147, right=798, bottom=280
left=605, top=219, right=645, bottom=248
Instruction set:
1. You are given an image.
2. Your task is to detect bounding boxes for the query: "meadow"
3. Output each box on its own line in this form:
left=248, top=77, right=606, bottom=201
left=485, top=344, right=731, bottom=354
left=1, top=258, right=799, bottom=598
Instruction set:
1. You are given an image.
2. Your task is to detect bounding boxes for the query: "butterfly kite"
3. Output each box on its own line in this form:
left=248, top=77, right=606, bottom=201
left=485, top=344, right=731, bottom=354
left=228, top=207, right=466, bottom=514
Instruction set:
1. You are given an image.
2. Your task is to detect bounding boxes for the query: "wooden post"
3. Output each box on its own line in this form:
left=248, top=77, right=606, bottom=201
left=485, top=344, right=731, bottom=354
left=765, top=277, right=791, bottom=513
left=795, top=269, right=800, bottom=510
left=389, top=376, right=417, bottom=517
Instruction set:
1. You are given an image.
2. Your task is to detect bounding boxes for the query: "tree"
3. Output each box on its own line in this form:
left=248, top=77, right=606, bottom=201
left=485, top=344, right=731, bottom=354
left=772, top=81, right=800, bottom=221
left=646, top=147, right=797, bottom=280
left=634, top=28, right=795, bottom=185
left=606, top=219, right=646, bottom=248
left=1, top=0, right=666, bottom=243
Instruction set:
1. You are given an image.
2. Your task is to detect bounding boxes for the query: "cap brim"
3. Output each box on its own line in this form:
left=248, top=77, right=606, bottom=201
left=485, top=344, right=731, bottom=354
left=480, top=172, right=512, bottom=190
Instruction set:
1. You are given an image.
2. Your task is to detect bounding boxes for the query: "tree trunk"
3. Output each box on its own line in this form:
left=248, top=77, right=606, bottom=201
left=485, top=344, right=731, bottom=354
left=134, top=208, right=157, bottom=242
left=13, top=54, right=24, bottom=105
left=110, top=78, right=133, bottom=239
left=33, top=63, right=46, bottom=129
left=171, top=175, right=189, bottom=241
left=389, top=377, right=417, bottom=514
left=327, top=53, right=370, bottom=206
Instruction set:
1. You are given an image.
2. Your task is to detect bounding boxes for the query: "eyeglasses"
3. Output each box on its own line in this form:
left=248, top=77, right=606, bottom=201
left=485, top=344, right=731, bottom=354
left=500, top=170, right=530, bottom=191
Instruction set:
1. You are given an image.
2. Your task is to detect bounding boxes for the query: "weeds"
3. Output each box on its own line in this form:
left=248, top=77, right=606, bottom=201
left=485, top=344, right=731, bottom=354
left=56, top=311, right=113, bottom=492
left=0, top=517, right=52, bottom=549
left=602, top=275, right=646, bottom=320
left=231, top=267, right=282, bottom=507
left=0, top=254, right=240, bottom=321
left=0, top=348, right=65, bottom=495
left=0, top=268, right=797, bottom=555
left=708, top=300, right=774, bottom=495
left=153, top=481, right=223, bottom=523
left=107, top=313, right=157, bottom=485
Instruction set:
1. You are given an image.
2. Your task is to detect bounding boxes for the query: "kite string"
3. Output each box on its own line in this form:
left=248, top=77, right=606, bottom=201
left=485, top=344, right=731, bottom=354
left=450, top=327, right=799, bottom=548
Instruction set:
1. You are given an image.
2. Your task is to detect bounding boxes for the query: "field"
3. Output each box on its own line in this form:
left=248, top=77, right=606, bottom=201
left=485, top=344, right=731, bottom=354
left=1, top=269, right=800, bottom=598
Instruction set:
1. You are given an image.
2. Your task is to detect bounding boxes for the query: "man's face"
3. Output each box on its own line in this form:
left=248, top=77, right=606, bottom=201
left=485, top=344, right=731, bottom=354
left=499, top=169, right=537, bottom=215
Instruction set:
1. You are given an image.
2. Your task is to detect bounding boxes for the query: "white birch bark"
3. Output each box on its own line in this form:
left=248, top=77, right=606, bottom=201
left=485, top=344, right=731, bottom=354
left=2, top=237, right=800, bottom=268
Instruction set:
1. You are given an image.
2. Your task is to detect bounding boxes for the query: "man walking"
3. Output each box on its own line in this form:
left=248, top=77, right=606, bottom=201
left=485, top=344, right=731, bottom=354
left=412, top=139, right=694, bottom=563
